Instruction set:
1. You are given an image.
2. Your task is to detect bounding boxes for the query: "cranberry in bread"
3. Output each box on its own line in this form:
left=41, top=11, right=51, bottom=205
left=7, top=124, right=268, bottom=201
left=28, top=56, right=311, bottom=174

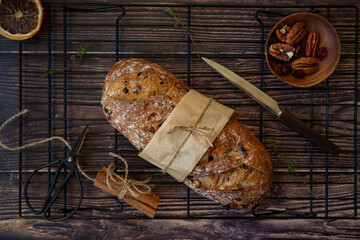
left=101, top=58, right=273, bottom=209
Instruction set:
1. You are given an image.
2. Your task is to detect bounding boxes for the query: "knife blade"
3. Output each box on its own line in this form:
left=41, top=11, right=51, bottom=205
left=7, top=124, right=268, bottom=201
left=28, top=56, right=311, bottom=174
left=202, top=57, right=340, bottom=155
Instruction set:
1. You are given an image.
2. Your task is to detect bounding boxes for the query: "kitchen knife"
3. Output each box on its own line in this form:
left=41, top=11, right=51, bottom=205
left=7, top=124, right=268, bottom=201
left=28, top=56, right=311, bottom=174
left=202, top=57, right=340, bottom=155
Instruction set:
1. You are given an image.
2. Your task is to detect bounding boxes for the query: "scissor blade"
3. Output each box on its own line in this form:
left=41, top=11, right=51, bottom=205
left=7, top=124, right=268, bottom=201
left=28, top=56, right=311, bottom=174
left=202, top=57, right=281, bottom=116
left=68, top=126, right=88, bottom=158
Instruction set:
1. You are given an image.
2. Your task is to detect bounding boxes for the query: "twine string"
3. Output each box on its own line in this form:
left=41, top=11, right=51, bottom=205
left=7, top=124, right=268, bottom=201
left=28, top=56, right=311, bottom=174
left=162, top=125, right=214, bottom=173
left=75, top=161, right=96, bottom=182
left=0, top=109, right=72, bottom=150
left=167, top=125, right=214, bottom=147
left=0, top=109, right=151, bottom=199
left=107, top=152, right=151, bottom=199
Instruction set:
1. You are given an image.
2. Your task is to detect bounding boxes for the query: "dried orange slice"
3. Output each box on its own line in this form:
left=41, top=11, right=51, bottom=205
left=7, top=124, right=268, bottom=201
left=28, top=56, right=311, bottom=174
left=0, top=0, right=43, bottom=40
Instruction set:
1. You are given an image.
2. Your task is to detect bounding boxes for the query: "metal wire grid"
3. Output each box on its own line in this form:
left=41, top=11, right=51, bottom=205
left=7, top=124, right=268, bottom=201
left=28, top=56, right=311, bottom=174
left=17, top=3, right=358, bottom=220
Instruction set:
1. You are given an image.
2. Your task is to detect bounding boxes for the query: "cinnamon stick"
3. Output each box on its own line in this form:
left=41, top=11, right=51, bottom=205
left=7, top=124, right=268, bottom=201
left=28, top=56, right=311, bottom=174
left=94, top=167, right=159, bottom=218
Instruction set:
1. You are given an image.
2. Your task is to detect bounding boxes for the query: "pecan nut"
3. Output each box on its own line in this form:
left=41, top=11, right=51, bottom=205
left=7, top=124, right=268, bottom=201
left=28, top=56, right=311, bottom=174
left=305, top=32, right=320, bottom=57
left=291, top=57, right=318, bottom=75
left=276, top=25, right=291, bottom=43
left=269, top=43, right=295, bottom=62
left=285, top=22, right=307, bottom=45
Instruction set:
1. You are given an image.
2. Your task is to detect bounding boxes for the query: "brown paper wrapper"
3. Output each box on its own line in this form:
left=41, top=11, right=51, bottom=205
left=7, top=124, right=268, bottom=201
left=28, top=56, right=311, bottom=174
left=139, top=89, right=234, bottom=182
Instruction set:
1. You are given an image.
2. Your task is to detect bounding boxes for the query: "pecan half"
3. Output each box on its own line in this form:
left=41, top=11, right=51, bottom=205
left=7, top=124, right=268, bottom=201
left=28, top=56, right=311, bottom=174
left=291, top=57, right=318, bottom=75
left=285, top=22, right=307, bottom=45
left=305, top=32, right=320, bottom=57
left=269, top=43, right=295, bottom=62
left=276, top=25, right=291, bottom=43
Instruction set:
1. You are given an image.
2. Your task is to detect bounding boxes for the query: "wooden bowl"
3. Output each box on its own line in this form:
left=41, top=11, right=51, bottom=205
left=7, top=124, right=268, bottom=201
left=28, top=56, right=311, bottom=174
left=265, top=12, right=341, bottom=87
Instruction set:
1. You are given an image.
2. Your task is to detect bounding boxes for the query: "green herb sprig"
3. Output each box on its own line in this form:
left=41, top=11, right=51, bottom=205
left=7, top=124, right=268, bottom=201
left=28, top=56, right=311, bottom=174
left=269, top=139, right=318, bottom=199
left=165, top=7, right=200, bottom=58
left=40, top=41, right=91, bottom=79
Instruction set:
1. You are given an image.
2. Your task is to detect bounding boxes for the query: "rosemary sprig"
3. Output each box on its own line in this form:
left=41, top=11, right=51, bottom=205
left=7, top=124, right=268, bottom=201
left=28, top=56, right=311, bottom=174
left=40, top=41, right=92, bottom=79
left=165, top=7, right=200, bottom=58
left=269, top=139, right=318, bottom=199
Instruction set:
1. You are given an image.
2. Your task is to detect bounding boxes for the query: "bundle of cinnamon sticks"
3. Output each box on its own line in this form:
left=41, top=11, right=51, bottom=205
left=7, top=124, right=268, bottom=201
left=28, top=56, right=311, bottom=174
left=94, top=166, right=159, bottom=218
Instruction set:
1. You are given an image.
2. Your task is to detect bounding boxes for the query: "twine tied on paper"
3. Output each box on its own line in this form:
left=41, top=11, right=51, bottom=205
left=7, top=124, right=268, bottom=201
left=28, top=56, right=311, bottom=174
left=0, top=109, right=151, bottom=200
left=161, top=124, right=214, bottom=174
left=167, top=125, right=214, bottom=147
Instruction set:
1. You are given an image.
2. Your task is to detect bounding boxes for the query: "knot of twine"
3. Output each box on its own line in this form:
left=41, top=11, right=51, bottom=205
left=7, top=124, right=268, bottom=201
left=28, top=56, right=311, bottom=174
left=167, top=125, right=214, bottom=147
left=0, top=109, right=151, bottom=200
left=106, top=152, right=151, bottom=199
left=162, top=125, right=214, bottom=174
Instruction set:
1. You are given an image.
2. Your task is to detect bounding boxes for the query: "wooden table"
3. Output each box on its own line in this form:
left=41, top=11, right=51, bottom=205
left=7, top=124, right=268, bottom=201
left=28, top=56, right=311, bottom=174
left=0, top=0, right=359, bottom=238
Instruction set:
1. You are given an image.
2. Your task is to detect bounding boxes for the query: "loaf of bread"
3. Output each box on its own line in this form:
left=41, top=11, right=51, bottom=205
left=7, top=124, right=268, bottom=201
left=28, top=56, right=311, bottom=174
left=101, top=58, right=273, bottom=209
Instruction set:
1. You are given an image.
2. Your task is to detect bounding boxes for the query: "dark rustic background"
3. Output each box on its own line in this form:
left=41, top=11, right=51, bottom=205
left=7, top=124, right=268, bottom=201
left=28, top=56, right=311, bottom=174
left=0, top=0, right=359, bottom=239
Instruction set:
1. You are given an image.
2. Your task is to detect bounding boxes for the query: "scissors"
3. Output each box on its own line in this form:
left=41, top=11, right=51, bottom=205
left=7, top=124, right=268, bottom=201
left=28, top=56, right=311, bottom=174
left=24, top=126, right=88, bottom=221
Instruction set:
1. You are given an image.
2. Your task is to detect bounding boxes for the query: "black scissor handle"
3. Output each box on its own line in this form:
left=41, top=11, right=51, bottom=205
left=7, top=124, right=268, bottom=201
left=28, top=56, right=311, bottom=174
left=24, top=160, right=83, bottom=221
left=24, top=160, right=61, bottom=214
left=46, top=169, right=83, bottom=222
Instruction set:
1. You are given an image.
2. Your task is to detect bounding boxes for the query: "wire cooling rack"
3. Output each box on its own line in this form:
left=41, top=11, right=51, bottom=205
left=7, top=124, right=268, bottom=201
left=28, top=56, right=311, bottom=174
left=17, top=3, right=358, bottom=220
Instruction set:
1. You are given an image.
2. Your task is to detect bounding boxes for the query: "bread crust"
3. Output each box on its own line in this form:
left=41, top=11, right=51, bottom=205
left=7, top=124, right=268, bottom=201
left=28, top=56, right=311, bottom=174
left=101, top=58, right=272, bottom=209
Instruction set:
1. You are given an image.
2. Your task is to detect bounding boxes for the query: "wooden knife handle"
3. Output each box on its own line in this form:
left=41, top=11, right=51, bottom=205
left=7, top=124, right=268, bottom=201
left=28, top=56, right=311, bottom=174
left=277, top=109, right=341, bottom=156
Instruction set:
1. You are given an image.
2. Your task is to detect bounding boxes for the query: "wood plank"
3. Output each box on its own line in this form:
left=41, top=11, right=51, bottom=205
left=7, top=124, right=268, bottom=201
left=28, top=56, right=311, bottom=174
left=0, top=218, right=359, bottom=239
left=0, top=1, right=359, bottom=238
